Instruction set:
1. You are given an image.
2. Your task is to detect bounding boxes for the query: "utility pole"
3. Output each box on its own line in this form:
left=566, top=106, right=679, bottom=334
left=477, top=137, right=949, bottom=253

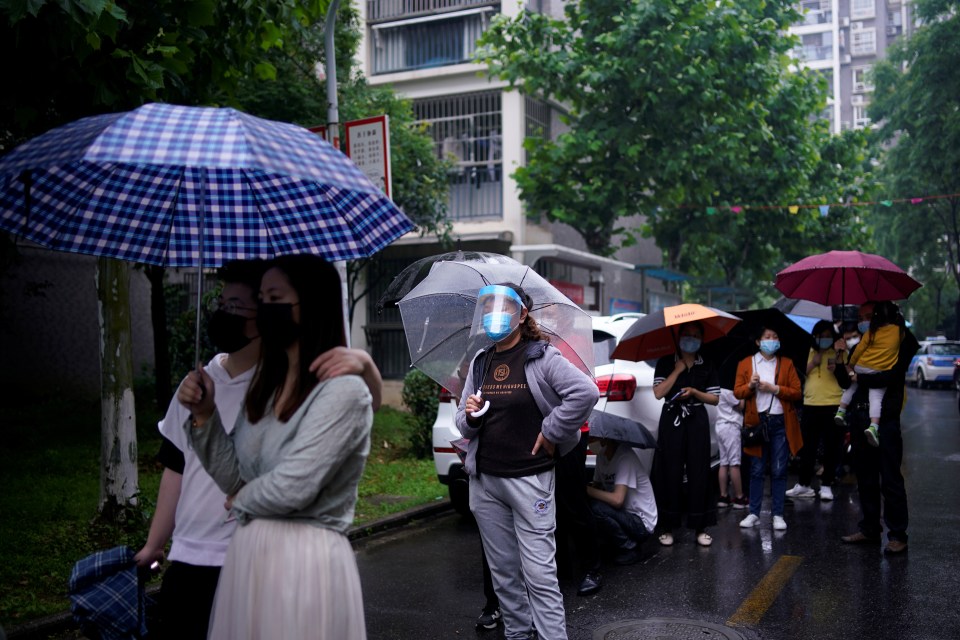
left=325, top=0, right=342, bottom=150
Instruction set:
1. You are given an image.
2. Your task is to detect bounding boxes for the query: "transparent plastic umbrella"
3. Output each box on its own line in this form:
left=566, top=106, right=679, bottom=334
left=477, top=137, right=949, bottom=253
left=397, top=261, right=594, bottom=397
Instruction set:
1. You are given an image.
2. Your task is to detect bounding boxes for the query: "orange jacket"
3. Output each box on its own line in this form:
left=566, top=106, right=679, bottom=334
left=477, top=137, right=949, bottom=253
left=733, top=354, right=803, bottom=458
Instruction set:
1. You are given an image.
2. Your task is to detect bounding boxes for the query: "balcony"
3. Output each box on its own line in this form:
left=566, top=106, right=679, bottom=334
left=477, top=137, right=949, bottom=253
left=367, top=0, right=498, bottom=22
left=794, top=44, right=834, bottom=62
left=370, top=7, right=495, bottom=74
left=798, top=8, right=833, bottom=26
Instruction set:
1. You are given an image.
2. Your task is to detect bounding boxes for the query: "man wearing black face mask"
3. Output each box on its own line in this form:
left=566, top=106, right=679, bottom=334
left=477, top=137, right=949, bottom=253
left=135, top=260, right=383, bottom=639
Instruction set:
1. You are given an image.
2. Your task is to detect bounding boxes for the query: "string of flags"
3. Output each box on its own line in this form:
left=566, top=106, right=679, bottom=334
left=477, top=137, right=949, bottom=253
left=691, top=192, right=960, bottom=217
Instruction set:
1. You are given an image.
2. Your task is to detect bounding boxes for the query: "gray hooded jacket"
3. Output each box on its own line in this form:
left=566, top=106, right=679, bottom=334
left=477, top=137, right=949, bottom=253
left=455, top=340, right=599, bottom=476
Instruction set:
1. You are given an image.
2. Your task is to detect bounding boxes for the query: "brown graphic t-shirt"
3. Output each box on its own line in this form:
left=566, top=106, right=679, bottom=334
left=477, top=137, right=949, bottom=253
left=475, top=342, right=551, bottom=477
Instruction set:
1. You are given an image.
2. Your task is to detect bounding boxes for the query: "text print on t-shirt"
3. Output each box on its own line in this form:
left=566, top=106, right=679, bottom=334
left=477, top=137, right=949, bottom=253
left=485, top=364, right=528, bottom=398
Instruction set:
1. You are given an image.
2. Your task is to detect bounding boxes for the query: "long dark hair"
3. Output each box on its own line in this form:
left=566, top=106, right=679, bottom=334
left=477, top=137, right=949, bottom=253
left=246, top=255, right=346, bottom=423
left=866, top=300, right=906, bottom=347
left=503, top=283, right=548, bottom=343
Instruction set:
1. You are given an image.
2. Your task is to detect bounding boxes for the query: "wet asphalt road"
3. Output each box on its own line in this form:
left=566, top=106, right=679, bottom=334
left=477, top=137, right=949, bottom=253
left=356, top=387, right=960, bottom=640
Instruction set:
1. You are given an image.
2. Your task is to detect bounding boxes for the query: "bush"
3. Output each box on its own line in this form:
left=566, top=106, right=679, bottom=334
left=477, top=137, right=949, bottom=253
left=401, top=369, right=440, bottom=458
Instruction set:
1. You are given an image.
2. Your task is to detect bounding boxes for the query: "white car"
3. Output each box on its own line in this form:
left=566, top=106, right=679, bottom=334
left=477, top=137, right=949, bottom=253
left=431, top=313, right=718, bottom=515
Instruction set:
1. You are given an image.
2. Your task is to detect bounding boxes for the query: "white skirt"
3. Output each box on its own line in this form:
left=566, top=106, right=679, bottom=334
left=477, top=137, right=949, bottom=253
left=207, top=519, right=366, bottom=640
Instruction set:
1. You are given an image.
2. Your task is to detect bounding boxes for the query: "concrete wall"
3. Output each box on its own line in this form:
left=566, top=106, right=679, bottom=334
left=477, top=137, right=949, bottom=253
left=0, top=244, right=155, bottom=399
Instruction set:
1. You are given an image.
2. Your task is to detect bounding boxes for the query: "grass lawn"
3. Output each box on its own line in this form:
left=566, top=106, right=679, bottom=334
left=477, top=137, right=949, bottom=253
left=0, top=387, right=441, bottom=629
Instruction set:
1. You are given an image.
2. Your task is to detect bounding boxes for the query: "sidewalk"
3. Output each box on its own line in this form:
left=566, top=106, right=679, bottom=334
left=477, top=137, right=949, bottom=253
left=5, top=499, right=453, bottom=640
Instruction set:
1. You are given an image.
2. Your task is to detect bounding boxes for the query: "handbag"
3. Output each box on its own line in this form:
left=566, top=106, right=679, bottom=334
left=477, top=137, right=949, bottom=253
left=742, top=355, right=777, bottom=447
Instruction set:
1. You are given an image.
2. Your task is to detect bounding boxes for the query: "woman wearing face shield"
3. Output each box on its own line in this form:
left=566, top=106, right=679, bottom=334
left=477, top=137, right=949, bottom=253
left=455, top=284, right=599, bottom=640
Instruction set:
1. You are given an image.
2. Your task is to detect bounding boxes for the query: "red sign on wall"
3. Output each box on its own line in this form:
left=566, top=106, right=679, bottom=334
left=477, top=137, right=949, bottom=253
left=549, top=280, right=584, bottom=305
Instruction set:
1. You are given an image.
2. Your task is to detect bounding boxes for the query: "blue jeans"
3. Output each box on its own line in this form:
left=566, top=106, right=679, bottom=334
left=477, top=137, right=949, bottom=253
left=589, top=500, right=651, bottom=551
left=748, top=414, right=788, bottom=517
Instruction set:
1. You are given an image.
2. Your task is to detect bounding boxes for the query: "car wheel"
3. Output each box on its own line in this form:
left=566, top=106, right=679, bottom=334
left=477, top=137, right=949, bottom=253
left=917, top=369, right=927, bottom=389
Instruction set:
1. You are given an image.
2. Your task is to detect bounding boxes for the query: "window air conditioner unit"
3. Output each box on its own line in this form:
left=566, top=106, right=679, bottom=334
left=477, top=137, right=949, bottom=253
left=886, top=26, right=899, bottom=35
left=841, top=120, right=853, bottom=131
left=854, top=82, right=866, bottom=92
left=841, top=17, right=850, bottom=27
left=851, top=21, right=863, bottom=30
left=841, top=54, right=853, bottom=64
left=851, top=94, right=865, bottom=105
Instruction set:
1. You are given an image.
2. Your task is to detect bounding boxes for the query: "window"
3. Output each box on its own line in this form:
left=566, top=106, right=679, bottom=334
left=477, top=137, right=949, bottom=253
left=794, top=31, right=833, bottom=62
left=367, top=0, right=498, bottom=22
left=524, top=96, right=552, bottom=165
left=851, top=28, right=876, bottom=56
left=851, top=0, right=875, bottom=20
left=413, top=91, right=503, bottom=221
left=371, top=8, right=493, bottom=74
left=853, top=105, right=871, bottom=129
left=798, top=0, right=832, bottom=26
left=852, top=65, right=874, bottom=92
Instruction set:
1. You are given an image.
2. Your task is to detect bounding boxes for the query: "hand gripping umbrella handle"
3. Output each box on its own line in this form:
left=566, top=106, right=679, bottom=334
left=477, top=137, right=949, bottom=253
left=471, top=389, right=491, bottom=418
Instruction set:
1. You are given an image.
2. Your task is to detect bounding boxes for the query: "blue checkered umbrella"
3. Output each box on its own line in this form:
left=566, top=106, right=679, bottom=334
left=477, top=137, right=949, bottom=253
left=68, top=545, right=149, bottom=640
left=0, top=102, right=413, bottom=266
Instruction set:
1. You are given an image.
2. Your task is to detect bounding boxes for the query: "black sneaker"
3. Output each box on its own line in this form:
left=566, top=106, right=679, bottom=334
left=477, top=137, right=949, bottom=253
left=577, top=571, right=602, bottom=596
left=717, top=495, right=732, bottom=508
left=476, top=606, right=501, bottom=630
left=614, top=548, right=641, bottom=565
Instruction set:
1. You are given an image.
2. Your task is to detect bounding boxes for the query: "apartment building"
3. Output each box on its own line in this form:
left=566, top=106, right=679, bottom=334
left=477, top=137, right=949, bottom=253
left=789, top=0, right=915, bottom=132
left=355, top=0, right=675, bottom=378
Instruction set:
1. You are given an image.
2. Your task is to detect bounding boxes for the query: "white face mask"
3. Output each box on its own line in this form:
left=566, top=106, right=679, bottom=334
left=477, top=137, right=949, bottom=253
left=846, top=336, right=861, bottom=349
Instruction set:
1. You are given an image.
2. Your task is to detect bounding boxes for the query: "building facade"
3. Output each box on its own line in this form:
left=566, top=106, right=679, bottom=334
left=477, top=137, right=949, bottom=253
left=789, top=0, right=915, bottom=132
left=355, top=0, right=676, bottom=378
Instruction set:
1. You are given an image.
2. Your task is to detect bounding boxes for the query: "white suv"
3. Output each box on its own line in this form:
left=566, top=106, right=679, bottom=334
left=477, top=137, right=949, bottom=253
left=431, top=313, right=718, bottom=515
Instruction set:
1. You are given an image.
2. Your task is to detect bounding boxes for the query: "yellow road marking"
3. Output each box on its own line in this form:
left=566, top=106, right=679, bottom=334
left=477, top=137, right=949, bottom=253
left=727, top=555, right=803, bottom=627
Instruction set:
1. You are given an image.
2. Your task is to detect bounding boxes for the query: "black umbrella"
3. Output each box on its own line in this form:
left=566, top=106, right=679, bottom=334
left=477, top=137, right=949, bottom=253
left=701, top=308, right=812, bottom=389
left=588, top=410, right=657, bottom=449
left=376, top=250, right=520, bottom=312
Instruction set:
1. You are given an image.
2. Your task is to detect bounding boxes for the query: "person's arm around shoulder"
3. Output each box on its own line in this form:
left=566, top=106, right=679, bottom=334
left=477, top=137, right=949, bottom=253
left=309, top=347, right=383, bottom=411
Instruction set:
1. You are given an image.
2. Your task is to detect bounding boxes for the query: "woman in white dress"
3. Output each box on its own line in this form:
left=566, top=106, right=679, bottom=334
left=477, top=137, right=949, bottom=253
left=178, top=255, right=373, bottom=639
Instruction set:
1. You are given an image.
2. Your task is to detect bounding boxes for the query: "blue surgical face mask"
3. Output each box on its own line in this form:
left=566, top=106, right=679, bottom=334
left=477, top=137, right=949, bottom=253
left=858, top=321, right=871, bottom=334
left=760, top=339, right=780, bottom=355
left=678, top=336, right=701, bottom=354
left=483, top=311, right=517, bottom=342
left=817, top=337, right=833, bottom=350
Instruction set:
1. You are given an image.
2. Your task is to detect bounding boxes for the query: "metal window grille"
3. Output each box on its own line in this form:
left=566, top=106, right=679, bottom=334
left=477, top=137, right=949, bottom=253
left=364, top=257, right=416, bottom=379
left=523, top=96, right=552, bottom=165
left=413, top=91, right=503, bottom=221
left=367, top=0, right=498, bottom=23
left=371, top=10, right=492, bottom=74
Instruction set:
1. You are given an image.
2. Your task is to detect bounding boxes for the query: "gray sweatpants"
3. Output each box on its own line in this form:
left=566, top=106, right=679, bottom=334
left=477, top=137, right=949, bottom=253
left=469, top=471, right=567, bottom=640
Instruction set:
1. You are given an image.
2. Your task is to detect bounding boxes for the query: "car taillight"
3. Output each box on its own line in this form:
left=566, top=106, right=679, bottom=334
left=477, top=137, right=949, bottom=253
left=439, top=387, right=456, bottom=403
left=596, top=374, right=637, bottom=401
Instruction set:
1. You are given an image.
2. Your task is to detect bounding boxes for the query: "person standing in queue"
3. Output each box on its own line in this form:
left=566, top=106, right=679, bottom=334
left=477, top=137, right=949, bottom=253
left=456, top=284, right=598, bottom=640
left=835, top=303, right=918, bottom=554
left=736, top=326, right=803, bottom=532
left=135, top=260, right=382, bottom=640
left=179, top=255, right=374, bottom=639
left=651, top=321, right=720, bottom=547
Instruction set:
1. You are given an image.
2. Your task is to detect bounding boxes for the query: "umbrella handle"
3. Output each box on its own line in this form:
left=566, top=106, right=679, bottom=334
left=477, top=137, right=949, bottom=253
left=471, top=390, right=491, bottom=417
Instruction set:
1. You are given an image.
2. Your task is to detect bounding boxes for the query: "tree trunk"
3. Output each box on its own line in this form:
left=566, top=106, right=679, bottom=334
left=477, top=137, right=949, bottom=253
left=96, top=258, right=139, bottom=520
left=145, top=265, right=172, bottom=409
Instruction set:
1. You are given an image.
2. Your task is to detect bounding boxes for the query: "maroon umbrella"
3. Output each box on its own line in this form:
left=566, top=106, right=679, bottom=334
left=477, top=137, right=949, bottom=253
left=774, top=250, right=921, bottom=305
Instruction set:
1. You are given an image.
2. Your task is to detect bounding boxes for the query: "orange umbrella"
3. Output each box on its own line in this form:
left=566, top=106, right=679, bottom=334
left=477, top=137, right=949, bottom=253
left=611, top=303, right=741, bottom=362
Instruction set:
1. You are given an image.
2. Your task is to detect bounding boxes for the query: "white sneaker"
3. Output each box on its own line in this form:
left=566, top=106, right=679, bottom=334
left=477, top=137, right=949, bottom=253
left=773, top=516, right=788, bottom=531
left=740, top=513, right=760, bottom=528
left=819, top=486, right=834, bottom=501
left=785, top=483, right=815, bottom=498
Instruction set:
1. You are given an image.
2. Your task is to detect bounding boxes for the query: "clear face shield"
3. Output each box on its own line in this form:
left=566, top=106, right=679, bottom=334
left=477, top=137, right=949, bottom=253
left=474, top=285, right=526, bottom=342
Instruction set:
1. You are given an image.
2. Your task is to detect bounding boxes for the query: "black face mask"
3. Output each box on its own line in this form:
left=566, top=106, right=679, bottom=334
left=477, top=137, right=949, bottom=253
left=256, top=302, right=300, bottom=350
left=207, top=309, right=253, bottom=354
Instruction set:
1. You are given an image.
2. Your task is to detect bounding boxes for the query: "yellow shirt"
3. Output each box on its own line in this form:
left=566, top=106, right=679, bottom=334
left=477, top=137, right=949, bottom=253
left=803, top=348, right=843, bottom=405
left=850, top=324, right=901, bottom=371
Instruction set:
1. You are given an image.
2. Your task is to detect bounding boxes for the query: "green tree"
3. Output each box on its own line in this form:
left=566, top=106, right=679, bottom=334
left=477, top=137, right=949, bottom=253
left=0, top=0, right=333, bottom=520
left=235, top=4, right=451, bottom=323
left=478, top=0, right=871, bottom=300
left=870, top=0, right=960, bottom=336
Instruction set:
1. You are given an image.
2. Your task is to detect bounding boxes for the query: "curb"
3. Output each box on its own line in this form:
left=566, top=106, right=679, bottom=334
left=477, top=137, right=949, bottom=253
left=6, top=500, right=454, bottom=639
